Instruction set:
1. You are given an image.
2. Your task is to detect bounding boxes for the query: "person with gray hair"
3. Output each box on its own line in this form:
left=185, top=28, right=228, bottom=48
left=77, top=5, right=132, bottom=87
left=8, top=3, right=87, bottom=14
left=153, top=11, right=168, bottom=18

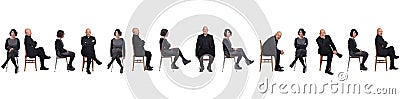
left=132, top=27, right=153, bottom=71
left=262, top=31, right=284, bottom=71
left=222, top=29, right=254, bottom=70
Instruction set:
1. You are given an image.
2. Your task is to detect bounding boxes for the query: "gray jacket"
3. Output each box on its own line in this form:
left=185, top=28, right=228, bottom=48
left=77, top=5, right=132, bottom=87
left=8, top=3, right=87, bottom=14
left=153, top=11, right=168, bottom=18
left=262, top=36, right=278, bottom=56
left=132, top=35, right=145, bottom=56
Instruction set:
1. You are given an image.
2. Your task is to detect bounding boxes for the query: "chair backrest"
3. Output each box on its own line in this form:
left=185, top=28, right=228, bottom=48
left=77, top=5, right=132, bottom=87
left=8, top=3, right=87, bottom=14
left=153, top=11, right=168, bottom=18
left=222, top=43, right=230, bottom=58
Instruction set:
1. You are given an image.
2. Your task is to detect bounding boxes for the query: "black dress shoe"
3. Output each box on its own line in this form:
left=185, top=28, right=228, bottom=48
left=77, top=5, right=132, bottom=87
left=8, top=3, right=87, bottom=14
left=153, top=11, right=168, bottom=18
left=274, top=68, right=284, bottom=72
left=146, top=66, right=153, bottom=71
left=15, top=67, right=19, bottom=74
left=1, top=65, right=5, bottom=69
left=199, top=67, right=204, bottom=72
left=183, top=60, right=191, bottom=65
left=171, top=64, right=179, bottom=69
left=337, top=53, right=343, bottom=58
left=325, top=71, right=334, bottom=75
left=390, top=66, right=398, bottom=70
left=246, top=60, right=254, bottom=65
left=107, top=64, right=111, bottom=69
left=120, top=67, right=124, bottom=73
left=96, top=61, right=102, bottom=65
left=207, top=68, right=213, bottom=72
left=40, top=66, right=49, bottom=70
left=67, top=65, right=75, bottom=71
left=395, top=56, right=400, bottom=59
left=44, top=56, right=51, bottom=59
left=360, top=65, right=368, bottom=71
left=86, top=69, right=91, bottom=74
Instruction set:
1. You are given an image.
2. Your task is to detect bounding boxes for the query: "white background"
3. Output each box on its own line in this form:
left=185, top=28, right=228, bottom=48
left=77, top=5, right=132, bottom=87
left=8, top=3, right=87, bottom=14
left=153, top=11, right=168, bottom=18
left=0, top=0, right=399, bottom=99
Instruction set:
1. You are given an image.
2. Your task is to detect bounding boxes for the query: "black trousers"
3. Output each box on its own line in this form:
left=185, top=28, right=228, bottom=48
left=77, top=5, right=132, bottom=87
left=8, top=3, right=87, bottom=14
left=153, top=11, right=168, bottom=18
left=290, top=49, right=307, bottom=67
left=2, top=50, right=18, bottom=67
left=83, top=51, right=100, bottom=70
left=145, top=51, right=152, bottom=66
left=34, top=47, right=48, bottom=67
left=275, top=50, right=281, bottom=68
left=351, top=51, right=368, bottom=65
left=379, top=46, right=397, bottom=66
left=321, top=52, right=334, bottom=72
left=60, top=52, right=75, bottom=65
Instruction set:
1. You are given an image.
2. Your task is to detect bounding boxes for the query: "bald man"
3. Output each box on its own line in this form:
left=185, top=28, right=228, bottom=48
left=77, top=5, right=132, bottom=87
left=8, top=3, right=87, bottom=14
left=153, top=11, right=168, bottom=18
left=316, top=29, right=343, bottom=75
left=262, top=31, right=284, bottom=71
left=24, top=28, right=51, bottom=70
left=132, top=28, right=154, bottom=71
left=375, top=28, right=399, bottom=70
left=196, top=26, right=215, bottom=72
left=81, top=28, right=102, bottom=74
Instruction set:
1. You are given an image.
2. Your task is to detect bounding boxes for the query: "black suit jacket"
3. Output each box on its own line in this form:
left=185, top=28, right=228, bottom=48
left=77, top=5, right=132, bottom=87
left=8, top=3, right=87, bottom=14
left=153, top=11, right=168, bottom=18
left=316, top=35, right=337, bottom=55
left=375, top=35, right=390, bottom=56
left=195, top=34, right=215, bottom=58
left=24, top=35, right=38, bottom=58
left=81, top=36, right=96, bottom=56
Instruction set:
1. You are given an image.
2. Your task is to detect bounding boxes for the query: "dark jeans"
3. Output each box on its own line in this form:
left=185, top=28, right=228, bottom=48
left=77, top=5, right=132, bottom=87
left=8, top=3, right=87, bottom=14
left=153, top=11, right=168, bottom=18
left=60, top=52, right=75, bottom=65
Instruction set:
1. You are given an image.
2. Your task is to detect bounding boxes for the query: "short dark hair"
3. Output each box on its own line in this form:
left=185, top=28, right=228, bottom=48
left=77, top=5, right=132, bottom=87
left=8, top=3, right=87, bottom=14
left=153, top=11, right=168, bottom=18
left=160, top=29, right=168, bottom=36
left=350, top=29, right=358, bottom=37
left=224, top=29, right=232, bottom=37
left=298, top=28, right=306, bottom=36
left=57, top=30, right=64, bottom=37
left=114, top=29, right=122, bottom=36
left=9, top=29, right=18, bottom=36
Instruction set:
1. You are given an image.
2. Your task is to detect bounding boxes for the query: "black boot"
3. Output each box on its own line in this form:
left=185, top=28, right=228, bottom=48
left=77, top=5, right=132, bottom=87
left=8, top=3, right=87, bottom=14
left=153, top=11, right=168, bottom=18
left=360, top=64, right=368, bottom=71
left=245, top=60, right=254, bottom=65
left=390, top=66, right=398, bottom=70
left=207, top=66, right=213, bottom=72
left=15, top=66, right=19, bottom=74
left=183, top=60, right=191, bottom=65
left=120, top=67, right=123, bottom=74
left=107, top=63, right=111, bottom=69
left=40, top=66, right=49, bottom=70
left=325, top=70, right=334, bottom=75
left=86, top=69, right=91, bottom=74
left=234, top=64, right=242, bottom=70
left=1, top=65, right=5, bottom=69
left=303, top=66, right=306, bottom=73
left=336, top=53, right=343, bottom=58
left=67, top=65, right=75, bottom=71
left=171, top=64, right=179, bottom=69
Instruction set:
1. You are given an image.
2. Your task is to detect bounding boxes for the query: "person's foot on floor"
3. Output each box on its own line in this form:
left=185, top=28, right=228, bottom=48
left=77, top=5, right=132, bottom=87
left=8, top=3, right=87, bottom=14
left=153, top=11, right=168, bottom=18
left=245, top=60, right=254, bottom=65
left=146, top=66, right=153, bottom=71
left=15, top=66, right=19, bottom=74
left=274, top=68, right=284, bottom=72
left=171, top=64, right=179, bottom=69
left=199, top=67, right=204, bottom=72
left=40, top=66, right=49, bottom=70
left=234, top=64, right=242, bottom=70
left=325, top=70, right=334, bottom=75
left=183, top=60, right=191, bottom=65
left=107, top=63, right=111, bottom=69
left=86, top=69, right=91, bottom=74
left=360, top=64, right=368, bottom=71
left=390, top=66, right=398, bottom=70
left=207, top=66, right=213, bottom=72
left=120, top=67, right=124, bottom=74
left=303, top=67, right=307, bottom=73
left=67, top=65, right=75, bottom=71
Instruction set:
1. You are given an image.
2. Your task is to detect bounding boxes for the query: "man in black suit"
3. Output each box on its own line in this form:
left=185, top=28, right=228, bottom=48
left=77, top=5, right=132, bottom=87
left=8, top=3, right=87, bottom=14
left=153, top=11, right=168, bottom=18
left=81, top=28, right=102, bottom=74
left=316, top=29, right=343, bottom=75
left=24, top=28, right=51, bottom=70
left=375, top=28, right=399, bottom=70
left=196, top=26, right=215, bottom=72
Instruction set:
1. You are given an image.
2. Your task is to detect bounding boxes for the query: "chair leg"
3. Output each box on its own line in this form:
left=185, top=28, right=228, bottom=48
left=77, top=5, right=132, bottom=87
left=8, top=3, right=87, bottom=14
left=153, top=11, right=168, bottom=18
left=34, top=58, right=37, bottom=71
left=347, top=57, right=350, bottom=71
left=54, top=58, right=58, bottom=72
left=385, top=57, right=388, bottom=71
left=271, top=56, right=274, bottom=72
left=159, top=57, right=162, bottom=71
left=132, top=57, right=135, bottom=71
left=375, top=56, right=377, bottom=72
left=319, top=56, right=323, bottom=71
left=24, top=57, right=27, bottom=72
left=143, top=57, right=146, bottom=71
left=222, top=57, right=226, bottom=72
left=259, top=55, right=262, bottom=72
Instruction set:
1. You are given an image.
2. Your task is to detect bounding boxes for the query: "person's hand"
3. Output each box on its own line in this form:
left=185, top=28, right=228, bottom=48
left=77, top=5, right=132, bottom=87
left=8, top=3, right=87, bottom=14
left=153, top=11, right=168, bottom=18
left=233, top=48, right=238, bottom=51
left=10, top=48, right=13, bottom=51
left=280, top=50, right=284, bottom=55
left=92, top=40, right=95, bottom=42
left=333, top=50, right=338, bottom=54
